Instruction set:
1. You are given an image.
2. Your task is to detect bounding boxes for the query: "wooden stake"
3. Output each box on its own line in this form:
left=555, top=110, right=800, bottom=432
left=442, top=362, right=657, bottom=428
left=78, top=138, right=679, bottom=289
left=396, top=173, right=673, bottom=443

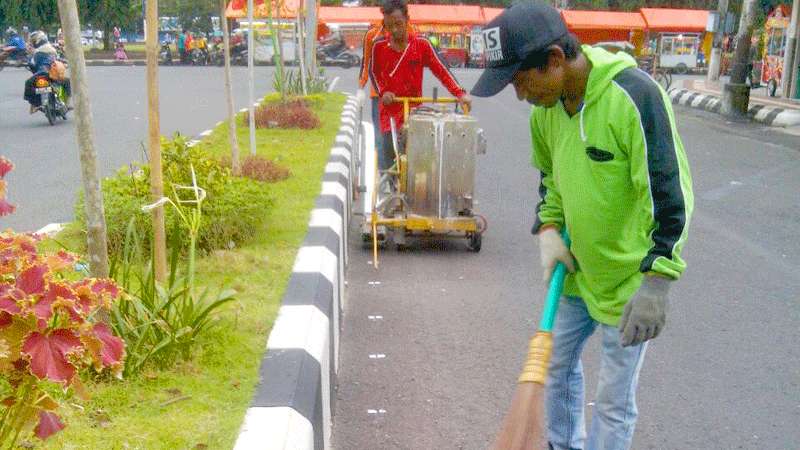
left=146, top=0, right=167, bottom=282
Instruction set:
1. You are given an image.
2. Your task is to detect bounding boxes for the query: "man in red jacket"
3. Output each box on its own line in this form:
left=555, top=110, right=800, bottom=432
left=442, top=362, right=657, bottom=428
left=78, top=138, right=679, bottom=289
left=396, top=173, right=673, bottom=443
left=369, top=0, right=471, bottom=171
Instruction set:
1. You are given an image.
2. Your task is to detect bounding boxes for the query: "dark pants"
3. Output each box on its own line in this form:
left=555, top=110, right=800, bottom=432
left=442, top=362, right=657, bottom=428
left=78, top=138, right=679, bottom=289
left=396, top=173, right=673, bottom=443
left=379, top=129, right=406, bottom=172
left=25, top=75, right=71, bottom=107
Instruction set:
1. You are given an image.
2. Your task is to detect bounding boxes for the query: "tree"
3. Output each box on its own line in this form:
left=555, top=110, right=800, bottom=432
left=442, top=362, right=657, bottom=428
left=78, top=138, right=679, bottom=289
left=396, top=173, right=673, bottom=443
left=81, top=0, right=137, bottom=50
left=55, top=0, right=111, bottom=279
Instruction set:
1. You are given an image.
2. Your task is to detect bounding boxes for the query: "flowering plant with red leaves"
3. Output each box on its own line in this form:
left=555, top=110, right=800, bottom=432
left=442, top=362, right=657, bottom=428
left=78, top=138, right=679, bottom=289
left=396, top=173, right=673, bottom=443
left=0, top=232, right=125, bottom=445
left=0, top=157, right=16, bottom=216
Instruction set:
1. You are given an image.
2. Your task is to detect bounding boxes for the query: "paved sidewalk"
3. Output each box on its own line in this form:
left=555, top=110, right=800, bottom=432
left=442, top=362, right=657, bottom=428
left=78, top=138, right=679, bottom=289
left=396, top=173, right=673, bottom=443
left=683, top=78, right=800, bottom=111
left=670, top=78, right=800, bottom=127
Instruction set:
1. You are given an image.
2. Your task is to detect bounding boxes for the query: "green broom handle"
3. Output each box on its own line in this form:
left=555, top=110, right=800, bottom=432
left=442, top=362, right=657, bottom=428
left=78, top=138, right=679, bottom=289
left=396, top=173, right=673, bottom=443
left=539, top=230, right=570, bottom=333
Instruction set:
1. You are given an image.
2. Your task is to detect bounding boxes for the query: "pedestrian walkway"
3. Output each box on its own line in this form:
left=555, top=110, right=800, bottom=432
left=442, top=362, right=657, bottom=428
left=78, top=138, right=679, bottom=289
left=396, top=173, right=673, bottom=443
left=670, top=78, right=800, bottom=128
left=684, top=78, right=800, bottom=111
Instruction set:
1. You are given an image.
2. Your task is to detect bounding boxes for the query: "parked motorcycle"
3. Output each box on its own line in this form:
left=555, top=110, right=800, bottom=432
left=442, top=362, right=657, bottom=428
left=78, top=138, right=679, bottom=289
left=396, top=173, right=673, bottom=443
left=316, top=43, right=360, bottom=68
left=159, top=42, right=173, bottom=65
left=188, top=47, right=208, bottom=66
left=32, top=74, right=69, bottom=125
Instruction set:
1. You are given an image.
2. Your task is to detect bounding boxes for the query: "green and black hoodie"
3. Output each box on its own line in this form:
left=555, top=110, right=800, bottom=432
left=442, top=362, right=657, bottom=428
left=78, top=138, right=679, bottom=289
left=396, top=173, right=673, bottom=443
left=531, top=45, right=694, bottom=326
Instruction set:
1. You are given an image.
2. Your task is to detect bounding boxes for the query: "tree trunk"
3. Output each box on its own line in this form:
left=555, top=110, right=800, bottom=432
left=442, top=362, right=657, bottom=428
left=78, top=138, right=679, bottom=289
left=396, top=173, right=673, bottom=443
left=56, top=0, right=110, bottom=279
left=221, top=0, right=241, bottom=175
left=146, top=0, right=168, bottom=282
left=721, top=0, right=757, bottom=118
left=103, top=25, right=111, bottom=51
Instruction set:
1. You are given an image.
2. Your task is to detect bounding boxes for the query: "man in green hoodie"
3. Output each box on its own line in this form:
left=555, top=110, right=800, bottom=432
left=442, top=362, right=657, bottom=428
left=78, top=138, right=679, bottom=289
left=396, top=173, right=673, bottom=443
left=472, top=3, right=693, bottom=450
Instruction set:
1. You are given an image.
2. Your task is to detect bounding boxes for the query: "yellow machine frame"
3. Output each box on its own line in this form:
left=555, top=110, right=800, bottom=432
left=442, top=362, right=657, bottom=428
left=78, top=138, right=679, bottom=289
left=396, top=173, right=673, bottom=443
left=370, top=97, right=479, bottom=268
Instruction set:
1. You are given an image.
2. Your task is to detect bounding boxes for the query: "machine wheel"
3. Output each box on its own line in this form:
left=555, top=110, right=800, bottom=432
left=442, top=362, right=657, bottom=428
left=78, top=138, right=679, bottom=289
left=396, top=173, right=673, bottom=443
left=467, top=232, right=482, bottom=252
left=767, top=79, right=778, bottom=97
left=674, top=63, right=688, bottom=75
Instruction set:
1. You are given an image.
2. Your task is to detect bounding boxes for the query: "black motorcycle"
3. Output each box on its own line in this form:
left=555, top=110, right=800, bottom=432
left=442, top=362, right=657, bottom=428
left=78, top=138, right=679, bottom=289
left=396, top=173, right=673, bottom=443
left=159, top=42, right=173, bottom=65
left=316, top=42, right=360, bottom=68
left=31, top=73, right=69, bottom=125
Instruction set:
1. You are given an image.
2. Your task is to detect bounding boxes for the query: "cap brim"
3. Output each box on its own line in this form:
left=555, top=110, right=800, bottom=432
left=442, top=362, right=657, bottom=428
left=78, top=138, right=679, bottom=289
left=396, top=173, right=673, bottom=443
left=470, top=61, right=521, bottom=97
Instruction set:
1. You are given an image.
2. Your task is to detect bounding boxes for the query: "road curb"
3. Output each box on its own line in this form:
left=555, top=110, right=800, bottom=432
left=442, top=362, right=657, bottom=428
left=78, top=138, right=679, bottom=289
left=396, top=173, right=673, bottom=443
left=668, top=88, right=800, bottom=128
left=85, top=59, right=146, bottom=66
left=233, top=92, right=364, bottom=450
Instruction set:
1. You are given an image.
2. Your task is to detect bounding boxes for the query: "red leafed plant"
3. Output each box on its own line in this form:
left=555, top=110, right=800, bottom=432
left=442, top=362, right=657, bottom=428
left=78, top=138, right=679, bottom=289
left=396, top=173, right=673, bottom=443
left=0, top=157, right=16, bottom=216
left=0, top=231, right=125, bottom=445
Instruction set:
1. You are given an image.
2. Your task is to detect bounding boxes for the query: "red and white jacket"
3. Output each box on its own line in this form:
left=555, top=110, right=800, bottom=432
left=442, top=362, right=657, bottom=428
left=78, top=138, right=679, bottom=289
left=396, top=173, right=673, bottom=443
left=369, top=33, right=466, bottom=133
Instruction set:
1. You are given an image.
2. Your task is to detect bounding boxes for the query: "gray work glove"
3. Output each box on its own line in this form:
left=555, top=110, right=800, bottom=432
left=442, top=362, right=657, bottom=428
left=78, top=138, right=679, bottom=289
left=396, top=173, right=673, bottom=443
left=619, top=276, right=671, bottom=347
left=538, top=227, right=576, bottom=283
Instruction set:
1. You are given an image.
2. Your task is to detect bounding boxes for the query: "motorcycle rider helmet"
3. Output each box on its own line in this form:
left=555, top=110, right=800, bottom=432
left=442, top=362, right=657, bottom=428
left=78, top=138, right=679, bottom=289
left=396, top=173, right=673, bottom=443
left=30, top=31, right=48, bottom=48
left=5, top=27, right=18, bottom=38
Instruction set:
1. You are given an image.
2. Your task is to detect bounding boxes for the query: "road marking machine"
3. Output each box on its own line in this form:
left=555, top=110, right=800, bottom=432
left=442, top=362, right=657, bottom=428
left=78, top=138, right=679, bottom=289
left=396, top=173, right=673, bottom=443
left=358, top=93, right=487, bottom=268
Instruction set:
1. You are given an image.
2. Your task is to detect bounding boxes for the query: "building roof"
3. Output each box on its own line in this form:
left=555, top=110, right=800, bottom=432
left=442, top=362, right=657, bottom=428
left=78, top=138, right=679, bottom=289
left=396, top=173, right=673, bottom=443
left=639, top=8, right=710, bottom=33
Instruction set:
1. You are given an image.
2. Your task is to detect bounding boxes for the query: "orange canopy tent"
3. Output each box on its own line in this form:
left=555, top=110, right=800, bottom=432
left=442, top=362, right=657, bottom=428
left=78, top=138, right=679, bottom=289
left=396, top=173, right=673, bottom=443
left=408, top=4, right=485, bottom=26
left=318, top=6, right=382, bottom=24
left=482, top=7, right=504, bottom=23
left=225, top=0, right=303, bottom=19
left=562, top=10, right=645, bottom=44
left=639, top=8, right=710, bottom=33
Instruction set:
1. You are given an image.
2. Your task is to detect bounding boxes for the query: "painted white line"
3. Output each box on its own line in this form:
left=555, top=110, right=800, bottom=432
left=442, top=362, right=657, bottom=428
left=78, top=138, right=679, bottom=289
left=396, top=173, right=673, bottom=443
left=186, top=140, right=200, bottom=147
left=341, top=117, right=357, bottom=128
left=233, top=407, right=314, bottom=450
left=35, top=223, right=65, bottom=237
left=368, top=354, right=386, bottom=359
left=239, top=108, right=248, bottom=113
left=367, top=409, right=387, bottom=414
left=215, top=121, right=223, bottom=127
left=368, top=281, right=381, bottom=286
left=368, top=315, right=383, bottom=320
left=328, top=77, right=340, bottom=92
left=199, top=129, right=213, bottom=137
left=293, top=246, right=337, bottom=285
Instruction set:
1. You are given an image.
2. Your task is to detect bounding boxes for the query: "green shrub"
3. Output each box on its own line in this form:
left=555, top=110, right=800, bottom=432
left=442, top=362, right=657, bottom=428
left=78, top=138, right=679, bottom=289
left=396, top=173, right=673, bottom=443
left=76, top=134, right=273, bottom=257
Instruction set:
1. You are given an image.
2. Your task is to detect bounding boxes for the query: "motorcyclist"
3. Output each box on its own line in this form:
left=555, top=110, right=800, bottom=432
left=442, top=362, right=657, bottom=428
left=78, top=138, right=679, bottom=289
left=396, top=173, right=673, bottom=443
left=321, top=32, right=346, bottom=58
left=2, top=28, right=28, bottom=62
left=24, top=31, right=71, bottom=113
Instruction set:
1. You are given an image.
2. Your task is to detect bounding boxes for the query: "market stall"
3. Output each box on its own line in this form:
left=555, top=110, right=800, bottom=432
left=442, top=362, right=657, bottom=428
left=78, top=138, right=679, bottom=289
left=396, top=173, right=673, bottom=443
left=640, top=8, right=712, bottom=74
left=225, top=0, right=304, bottom=64
left=318, top=6, right=382, bottom=48
left=761, top=5, right=791, bottom=96
left=408, top=4, right=485, bottom=68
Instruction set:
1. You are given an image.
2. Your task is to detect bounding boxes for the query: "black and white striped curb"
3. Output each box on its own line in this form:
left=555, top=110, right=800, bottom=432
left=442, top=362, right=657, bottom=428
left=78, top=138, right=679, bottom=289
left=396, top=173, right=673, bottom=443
left=233, top=92, right=363, bottom=450
left=668, top=88, right=800, bottom=127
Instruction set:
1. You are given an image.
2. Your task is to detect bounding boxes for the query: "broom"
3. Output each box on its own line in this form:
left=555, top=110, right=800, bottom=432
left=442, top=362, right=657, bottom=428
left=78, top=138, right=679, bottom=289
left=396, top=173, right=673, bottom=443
left=491, top=231, right=570, bottom=450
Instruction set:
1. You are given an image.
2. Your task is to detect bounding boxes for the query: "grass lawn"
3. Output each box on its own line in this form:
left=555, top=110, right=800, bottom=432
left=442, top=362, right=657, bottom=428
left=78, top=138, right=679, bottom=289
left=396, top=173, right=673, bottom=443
left=84, top=43, right=146, bottom=59
left=42, top=92, right=346, bottom=449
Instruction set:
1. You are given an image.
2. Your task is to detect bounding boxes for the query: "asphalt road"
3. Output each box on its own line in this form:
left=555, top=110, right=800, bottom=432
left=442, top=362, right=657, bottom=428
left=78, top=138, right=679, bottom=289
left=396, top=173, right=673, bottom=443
left=0, top=65, right=355, bottom=232
left=333, top=70, right=800, bottom=449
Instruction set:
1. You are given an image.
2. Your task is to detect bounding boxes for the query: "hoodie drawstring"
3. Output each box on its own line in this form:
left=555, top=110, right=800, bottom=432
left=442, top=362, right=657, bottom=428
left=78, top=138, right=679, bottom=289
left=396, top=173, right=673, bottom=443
left=579, top=106, right=587, bottom=143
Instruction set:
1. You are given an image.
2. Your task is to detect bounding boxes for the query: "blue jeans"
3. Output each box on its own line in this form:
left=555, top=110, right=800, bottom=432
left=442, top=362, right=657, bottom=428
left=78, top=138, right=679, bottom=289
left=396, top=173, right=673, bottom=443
left=546, top=296, right=648, bottom=450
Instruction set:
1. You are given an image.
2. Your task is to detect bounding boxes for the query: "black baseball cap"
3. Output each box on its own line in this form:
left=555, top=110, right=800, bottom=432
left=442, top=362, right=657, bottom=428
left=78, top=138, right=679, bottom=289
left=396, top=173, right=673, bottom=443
left=471, top=2, right=568, bottom=97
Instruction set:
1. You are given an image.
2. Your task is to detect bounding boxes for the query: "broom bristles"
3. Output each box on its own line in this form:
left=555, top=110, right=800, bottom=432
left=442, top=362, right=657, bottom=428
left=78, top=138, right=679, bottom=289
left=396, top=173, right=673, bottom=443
left=491, top=382, right=547, bottom=450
